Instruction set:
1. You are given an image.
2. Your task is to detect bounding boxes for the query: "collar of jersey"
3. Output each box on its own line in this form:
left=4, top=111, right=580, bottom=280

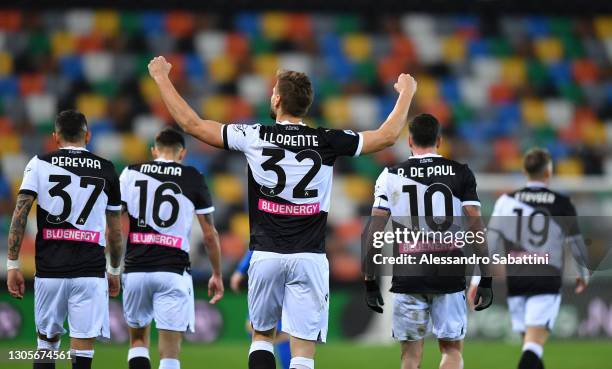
left=154, top=158, right=175, bottom=163
left=60, top=146, right=88, bottom=151
left=276, top=120, right=305, bottom=126
left=526, top=181, right=548, bottom=188
left=409, top=153, right=441, bottom=159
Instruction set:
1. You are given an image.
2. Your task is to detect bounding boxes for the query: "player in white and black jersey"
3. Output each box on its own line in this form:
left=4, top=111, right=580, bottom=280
left=5, top=110, right=124, bottom=369
left=364, top=114, right=493, bottom=369
left=119, top=128, right=223, bottom=369
left=468, top=148, right=590, bottom=369
left=148, top=55, right=417, bottom=369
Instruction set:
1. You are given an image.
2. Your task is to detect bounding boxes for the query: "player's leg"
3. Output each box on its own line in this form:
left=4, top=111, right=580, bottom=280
left=517, top=294, right=561, bottom=369
left=275, top=324, right=291, bottom=369
left=400, top=340, right=424, bottom=369
left=66, top=277, right=110, bottom=369
left=438, top=340, right=463, bottom=369
left=152, top=271, right=196, bottom=369
left=430, top=292, right=467, bottom=369
left=392, top=293, right=430, bottom=369
left=248, top=255, right=285, bottom=369
left=281, top=254, right=329, bottom=369
left=123, top=272, right=155, bottom=369
left=128, top=326, right=151, bottom=369
left=33, top=277, right=69, bottom=369
left=69, top=337, right=95, bottom=369
left=157, top=330, right=182, bottom=369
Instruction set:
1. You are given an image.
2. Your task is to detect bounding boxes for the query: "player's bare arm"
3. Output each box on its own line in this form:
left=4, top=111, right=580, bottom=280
left=360, top=73, right=418, bottom=154
left=6, top=193, right=35, bottom=299
left=463, top=204, right=493, bottom=311
left=106, top=209, right=123, bottom=297
left=148, top=56, right=224, bottom=148
left=197, top=213, right=224, bottom=304
left=363, top=207, right=391, bottom=313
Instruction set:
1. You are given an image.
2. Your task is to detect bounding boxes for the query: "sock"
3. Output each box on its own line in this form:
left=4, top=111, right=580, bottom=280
left=276, top=340, right=291, bottom=369
left=159, top=358, right=180, bottom=369
left=518, top=342, right=544, bottom=369
left=248, top=341, right=275, bottom=369
left=128, top=347, right=151, bottom=369
left=290, top=357, right=314, bottom=369
left=71, top=350, right=94, bottom=369
left=34, top=338, right=60, bottom=369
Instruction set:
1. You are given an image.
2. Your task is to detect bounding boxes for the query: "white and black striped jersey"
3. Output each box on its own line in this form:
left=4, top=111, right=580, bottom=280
left=487, top=182, right=581, bottom=296
left=222, top=121, right=363, bottom=254
left=18, top=147, right=121, bottom=278
left=119, top=159, right=214, bottom=274
left=373, top=153, right=480, bottom=294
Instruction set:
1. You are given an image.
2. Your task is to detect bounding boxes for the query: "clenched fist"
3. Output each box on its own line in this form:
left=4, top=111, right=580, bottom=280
left=394, top=73, right=417, bottom=96
left=148, top=56, right=172, bottom=81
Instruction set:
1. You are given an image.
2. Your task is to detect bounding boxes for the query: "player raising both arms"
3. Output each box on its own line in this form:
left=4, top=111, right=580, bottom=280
left=469, top=148, right=590, bottom=369
left=119, top=128, right=223, bottom=369
left=148, top=55, right=416, bottom=369
left=6, top=110, right=123, bottom=369
left=363, top=113, right=493, bottom=369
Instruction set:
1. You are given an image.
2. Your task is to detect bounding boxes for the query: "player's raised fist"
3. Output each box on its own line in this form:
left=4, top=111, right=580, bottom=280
left=394, top=73, right=417, bottom=96
left=148, top=56, right=172, bottom=81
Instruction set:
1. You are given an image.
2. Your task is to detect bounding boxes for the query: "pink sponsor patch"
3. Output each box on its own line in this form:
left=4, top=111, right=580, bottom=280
left=258, top=198, right=320, bottom=216
left=129, top=232, right=182, bottom=248
left=399, top=242, right=456, bottom=254
left=43, top=228, right=100, bottom=243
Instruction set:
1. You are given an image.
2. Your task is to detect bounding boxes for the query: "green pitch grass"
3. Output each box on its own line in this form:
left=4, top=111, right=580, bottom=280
left=0, top=340, right=609, bottom=369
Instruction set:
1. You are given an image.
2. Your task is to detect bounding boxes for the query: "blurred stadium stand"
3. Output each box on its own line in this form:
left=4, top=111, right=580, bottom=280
left=0, top=9, right=610, bottom=282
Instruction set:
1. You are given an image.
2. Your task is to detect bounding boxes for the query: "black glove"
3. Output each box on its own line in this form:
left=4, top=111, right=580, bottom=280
left=473, top=277, right=493, bottom=311
left=365, top=280, right=384, bottom=313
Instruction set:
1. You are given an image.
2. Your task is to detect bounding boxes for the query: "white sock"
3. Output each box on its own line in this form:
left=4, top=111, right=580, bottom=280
left=72, top=349, right=94, bottom=358
left=523, top=342, right=543, bottom=358
left=37, top=338, right=60, bottom=350
left=290, top=356, right=315, bottom=369
left=159, top=358, right=180, bottom=369
left=249, top=340, right=274, bottom=355
left=128, top=347, right=150, bottom=361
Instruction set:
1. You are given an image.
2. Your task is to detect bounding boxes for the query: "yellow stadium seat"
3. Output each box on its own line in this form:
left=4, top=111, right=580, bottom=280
left=261, top=12, right=289, bottom=40
left=580, top=120, right=607, bottom=146
left=500, top=58, right=526, bottom=87
left=534, top=37, right=563, bottom=63
left=253, top=54, right=279, bottom=78
left=521, top=98, right=546, bottom=125
left=343, top=34, right=371, bottom=62
left=208, top=55, right=237, bottom=83
left=0, top=52, right=12, bottom=76
left=51, top=31, right=76, bottom=56
left=0, top=134, right=21, bottom=155
left=342, top=175, right=373, bottom=202
left=76, top=94, right=107, bottom=120
left=556, top=158, right=583, bottom=176
left=415, top=75, right=439, bottom=103
left=139, top=77, right=161, bottom=102
left=93, top=10, right=119, bottom=37
left=121, top=134, right=148, bottom=163
left=594, top=16, right=612, bottom=38
left=441, top=35, right=466, bottom=63
left=202, top=95, right=230, bottom=122
left=212, top=174, right=244, bottom=204
left=322, top=97, right=349, bottom=127
left=230, top=212, right=250, bottom=241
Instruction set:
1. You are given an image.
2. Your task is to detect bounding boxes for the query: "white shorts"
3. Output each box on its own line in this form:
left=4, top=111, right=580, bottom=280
left=248, top=251, right=329, bottom=343
left=392, top=291, right=467, bottom=341
left=507, top=294, right=561, bottom=333
left=34, top=277, right=109, bottom=340
left=122, top=271, right=195, bottom=333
